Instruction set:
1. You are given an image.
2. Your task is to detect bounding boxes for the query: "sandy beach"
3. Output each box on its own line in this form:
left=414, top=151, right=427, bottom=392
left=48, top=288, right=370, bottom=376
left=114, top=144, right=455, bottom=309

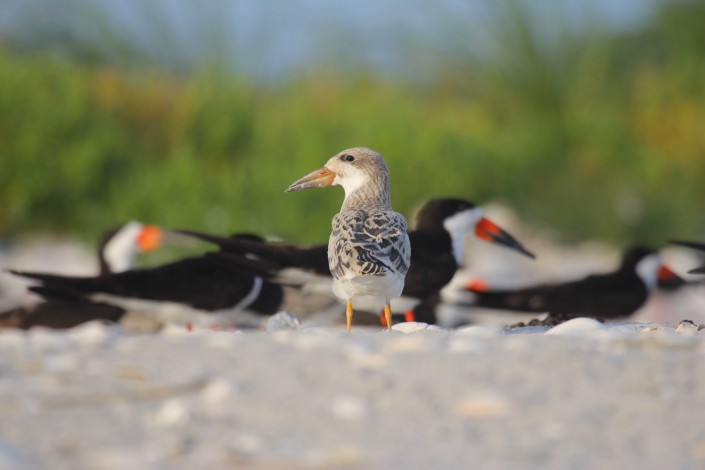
left=1, top=320, right=704, bottom=469
left=2, top=230, right=705, bottom=469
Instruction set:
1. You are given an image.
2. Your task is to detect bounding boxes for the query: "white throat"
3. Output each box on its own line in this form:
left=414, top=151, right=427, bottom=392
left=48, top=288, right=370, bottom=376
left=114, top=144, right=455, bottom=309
left=442, top=208, right=484, bottom=265
left=635, top=253, right=661, bottom=292
left=103, top=221, right=143, bottom=273
left=334, top=166, right=369, bottom=203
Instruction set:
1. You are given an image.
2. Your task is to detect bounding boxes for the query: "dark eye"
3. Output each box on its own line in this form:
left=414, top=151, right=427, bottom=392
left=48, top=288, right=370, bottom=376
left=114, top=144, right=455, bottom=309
left=343, top=154, right=355, bottom=162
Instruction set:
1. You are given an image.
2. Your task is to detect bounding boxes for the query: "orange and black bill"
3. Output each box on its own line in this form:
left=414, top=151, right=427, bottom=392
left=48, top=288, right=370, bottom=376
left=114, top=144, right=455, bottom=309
left=286, top=167, right=336, bottom=192
left=137, top=225, right=163, bottom=252
left=475, top=218, right=535, bottom=259
left=657, top=265, right=686, bottom=289
left=465, top=277, right=488, bottom=293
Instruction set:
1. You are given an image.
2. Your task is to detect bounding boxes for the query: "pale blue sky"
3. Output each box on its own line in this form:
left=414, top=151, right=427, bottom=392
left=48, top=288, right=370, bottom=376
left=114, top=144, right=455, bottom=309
left=0, top=0, right=661, bottom=78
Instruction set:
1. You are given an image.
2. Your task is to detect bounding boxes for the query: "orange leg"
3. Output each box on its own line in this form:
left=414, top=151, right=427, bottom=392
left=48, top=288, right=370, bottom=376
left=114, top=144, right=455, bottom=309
left=346, top=301, right=353, bottom=332
left=384, top=303, right=392, bottom=331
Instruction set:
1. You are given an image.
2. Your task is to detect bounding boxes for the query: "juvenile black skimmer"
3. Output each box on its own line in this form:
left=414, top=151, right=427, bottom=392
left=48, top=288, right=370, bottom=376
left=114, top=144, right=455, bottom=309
left=286, top=147, right=411, bottom=331
left=464, top=246, right=683, bottom=325
left=2, top=234, right=282, bottom=329
left=181, top=198, right=534, bottom=326
left=670, top=240, right=705, bottom=274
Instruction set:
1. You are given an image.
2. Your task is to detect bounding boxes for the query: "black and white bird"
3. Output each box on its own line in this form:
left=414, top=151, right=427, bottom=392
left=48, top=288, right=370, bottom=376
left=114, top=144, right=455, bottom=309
left=0, top=221, right=164, bottom=329
left=2, top=234, right=282, bottom=330
left=180, top=198, right=535, bottom=325
left=464, top=246, right=683, bottom=325
left=97, top=221, right=164, bottom=274
left=397, top=199, right=533, bottom=314
left=286, top=147, right=411, bottom=331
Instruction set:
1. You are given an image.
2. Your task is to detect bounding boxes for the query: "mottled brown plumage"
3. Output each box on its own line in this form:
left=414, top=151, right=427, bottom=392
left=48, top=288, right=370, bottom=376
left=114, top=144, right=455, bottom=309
left=287, top=147, right=411, bottom=330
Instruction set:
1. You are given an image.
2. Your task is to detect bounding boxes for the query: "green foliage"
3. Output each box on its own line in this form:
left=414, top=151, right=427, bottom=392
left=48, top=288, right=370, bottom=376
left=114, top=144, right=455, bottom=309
left=2, top=1, right=704, bottom=246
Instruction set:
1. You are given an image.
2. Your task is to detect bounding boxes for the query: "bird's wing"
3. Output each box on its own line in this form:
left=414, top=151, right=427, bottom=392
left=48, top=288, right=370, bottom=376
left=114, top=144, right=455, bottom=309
left=329, top=210, right=411, bottom=280
left=175, top=230, right=330, bottom=274
left=473, top=274, right=645, bottom=318
left=11, top=258, right=261, bottom=311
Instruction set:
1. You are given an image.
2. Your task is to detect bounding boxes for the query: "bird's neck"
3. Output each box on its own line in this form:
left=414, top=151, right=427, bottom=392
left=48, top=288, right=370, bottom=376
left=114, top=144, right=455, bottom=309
left=341, top=176, right=392, bottom=211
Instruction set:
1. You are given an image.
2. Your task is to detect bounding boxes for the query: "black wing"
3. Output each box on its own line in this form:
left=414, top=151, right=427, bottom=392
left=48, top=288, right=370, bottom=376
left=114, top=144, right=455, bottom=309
left=11, top=257, right=265, bottom=312
left=176, top=229, right=330, bottom=275
left=402, top=231, right=457, bottom=299
left=472, top=273, right=648, bottom=319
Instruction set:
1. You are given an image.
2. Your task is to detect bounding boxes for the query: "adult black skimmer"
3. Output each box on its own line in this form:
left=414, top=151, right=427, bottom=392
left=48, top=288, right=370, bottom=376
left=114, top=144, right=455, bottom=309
left=286, top=147, right=411, bottom=331
left=2, top=234, right=283, bottom=329
left=391, top=198, right=533, bottom=323
left=669, top=240, right=705, bottom=274
left=464, top=246, right=683, bottom=325
left=0, top=221, right=164, bottom=329
left=181, top=199, right=534, bottom=327
left=98, top=221, right=164, bottom=274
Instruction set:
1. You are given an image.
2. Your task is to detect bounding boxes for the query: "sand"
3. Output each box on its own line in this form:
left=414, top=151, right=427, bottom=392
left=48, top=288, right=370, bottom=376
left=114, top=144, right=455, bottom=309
left=0, top=320, right=704, bottom=469
left=2, top=229, right=705, bottom=469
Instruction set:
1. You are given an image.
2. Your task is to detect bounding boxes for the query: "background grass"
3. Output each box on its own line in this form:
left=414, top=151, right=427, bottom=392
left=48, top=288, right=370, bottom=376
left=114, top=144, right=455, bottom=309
left=1, top=1, right=704, bottom=246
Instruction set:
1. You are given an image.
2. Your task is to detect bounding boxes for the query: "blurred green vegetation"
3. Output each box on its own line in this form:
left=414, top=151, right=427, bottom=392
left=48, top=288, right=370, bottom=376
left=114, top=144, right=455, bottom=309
left=1, top=1, right=704, bottom=245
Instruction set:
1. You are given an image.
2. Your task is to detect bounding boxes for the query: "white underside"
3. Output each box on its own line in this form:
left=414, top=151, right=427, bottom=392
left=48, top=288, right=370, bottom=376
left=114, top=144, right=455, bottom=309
left=276, top=270, right=417, bottom=313
left=352, top=294, right=420, bottom=313
left=276, top=267, right=410, bottom=311
left=332, top=273, right=404, bottom=305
